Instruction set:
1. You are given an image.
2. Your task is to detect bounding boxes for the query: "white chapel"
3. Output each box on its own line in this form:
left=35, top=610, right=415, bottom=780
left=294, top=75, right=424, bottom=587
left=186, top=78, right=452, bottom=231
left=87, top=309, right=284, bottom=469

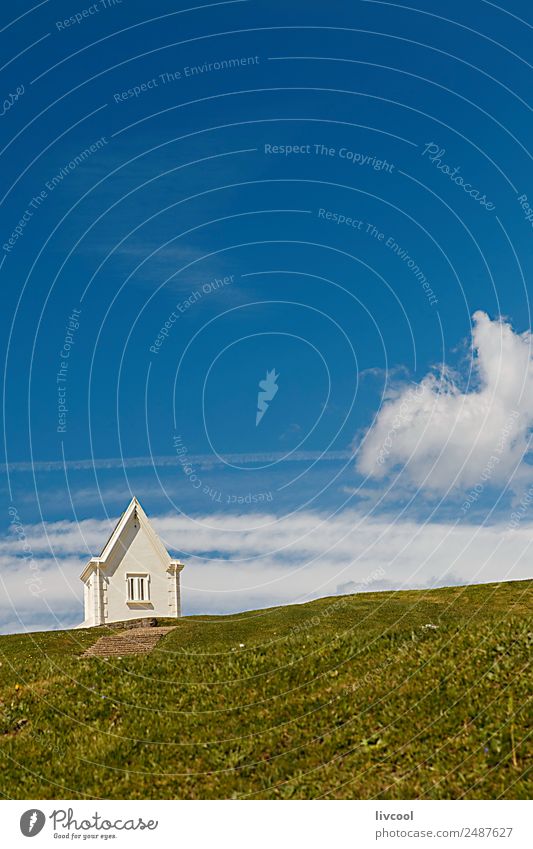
left=78, top=497, right=184, bottom=627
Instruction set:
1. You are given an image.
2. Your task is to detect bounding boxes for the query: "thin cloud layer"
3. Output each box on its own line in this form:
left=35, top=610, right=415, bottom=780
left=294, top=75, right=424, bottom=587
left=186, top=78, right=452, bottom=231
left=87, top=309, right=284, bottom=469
left=357, top=311, right=533, bottom=493
left=1, top=509, right=531, bottom=632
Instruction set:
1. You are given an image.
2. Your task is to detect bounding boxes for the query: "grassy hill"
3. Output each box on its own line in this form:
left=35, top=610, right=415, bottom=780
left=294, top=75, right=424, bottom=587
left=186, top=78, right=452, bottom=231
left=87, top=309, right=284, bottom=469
left=0, top=580, right=531, bottom=799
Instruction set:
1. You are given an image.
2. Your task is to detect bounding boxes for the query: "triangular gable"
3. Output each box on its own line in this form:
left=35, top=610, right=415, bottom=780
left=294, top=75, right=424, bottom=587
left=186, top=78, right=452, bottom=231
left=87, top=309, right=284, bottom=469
left=97, top=500, right=130, bottom=557
left=80, top=497, right=174, bottom=582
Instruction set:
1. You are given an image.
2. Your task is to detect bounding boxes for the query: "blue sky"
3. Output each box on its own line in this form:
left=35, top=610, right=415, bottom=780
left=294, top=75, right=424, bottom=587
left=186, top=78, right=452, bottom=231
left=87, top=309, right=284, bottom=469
left=1, top=0, right=533, bottom=632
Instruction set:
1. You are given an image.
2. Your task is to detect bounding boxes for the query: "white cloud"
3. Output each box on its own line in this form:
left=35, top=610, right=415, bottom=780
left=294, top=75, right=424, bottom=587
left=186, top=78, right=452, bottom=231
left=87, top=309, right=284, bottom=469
left=357, top=311, right=533, bottom=493
left=1, top=508, right=532, bottom=632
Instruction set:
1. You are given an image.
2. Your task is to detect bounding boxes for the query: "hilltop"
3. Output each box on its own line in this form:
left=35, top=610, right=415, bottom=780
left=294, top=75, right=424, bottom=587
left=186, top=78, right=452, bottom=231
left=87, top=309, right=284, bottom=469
left=0, top=580, right=531, bottom=799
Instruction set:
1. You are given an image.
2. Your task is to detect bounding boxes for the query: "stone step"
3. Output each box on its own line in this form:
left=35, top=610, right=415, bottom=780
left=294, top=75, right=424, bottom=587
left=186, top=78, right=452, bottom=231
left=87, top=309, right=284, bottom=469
left=83, top=626, right=175, bottom=657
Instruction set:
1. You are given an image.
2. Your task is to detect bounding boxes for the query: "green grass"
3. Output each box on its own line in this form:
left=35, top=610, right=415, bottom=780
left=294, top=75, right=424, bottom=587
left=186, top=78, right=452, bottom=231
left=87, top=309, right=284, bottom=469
left=0, top=580, right=531, bottom=799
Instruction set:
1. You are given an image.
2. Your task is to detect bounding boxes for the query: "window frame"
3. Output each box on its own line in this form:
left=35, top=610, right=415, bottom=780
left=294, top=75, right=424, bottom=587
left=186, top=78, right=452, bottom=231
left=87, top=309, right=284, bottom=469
left=126, top=573, right=150, bottom=603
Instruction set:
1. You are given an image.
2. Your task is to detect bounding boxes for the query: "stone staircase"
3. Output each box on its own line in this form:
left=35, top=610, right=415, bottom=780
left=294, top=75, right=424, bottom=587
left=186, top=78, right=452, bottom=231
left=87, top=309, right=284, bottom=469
left=82, top=626, right=175, bottom=658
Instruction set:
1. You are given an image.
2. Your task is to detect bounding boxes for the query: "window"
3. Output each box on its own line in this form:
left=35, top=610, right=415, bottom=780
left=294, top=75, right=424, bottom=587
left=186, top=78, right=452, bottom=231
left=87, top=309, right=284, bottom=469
left=127, top=574, right=149, bottom=602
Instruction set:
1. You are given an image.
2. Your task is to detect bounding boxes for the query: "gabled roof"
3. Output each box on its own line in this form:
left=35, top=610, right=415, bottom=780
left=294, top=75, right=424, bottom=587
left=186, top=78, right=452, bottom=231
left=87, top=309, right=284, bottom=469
left=80, top=497, right=183, bottom=582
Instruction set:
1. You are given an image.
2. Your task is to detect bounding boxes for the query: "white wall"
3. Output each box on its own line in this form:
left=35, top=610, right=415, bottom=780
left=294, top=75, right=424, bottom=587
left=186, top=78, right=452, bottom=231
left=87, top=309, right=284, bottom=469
left=103, top=516, right=176, bottom=624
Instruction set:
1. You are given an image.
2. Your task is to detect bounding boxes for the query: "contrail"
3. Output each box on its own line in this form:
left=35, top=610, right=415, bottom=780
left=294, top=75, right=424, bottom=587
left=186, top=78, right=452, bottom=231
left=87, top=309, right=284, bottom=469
left=2, top=449, right=353, bottom=474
